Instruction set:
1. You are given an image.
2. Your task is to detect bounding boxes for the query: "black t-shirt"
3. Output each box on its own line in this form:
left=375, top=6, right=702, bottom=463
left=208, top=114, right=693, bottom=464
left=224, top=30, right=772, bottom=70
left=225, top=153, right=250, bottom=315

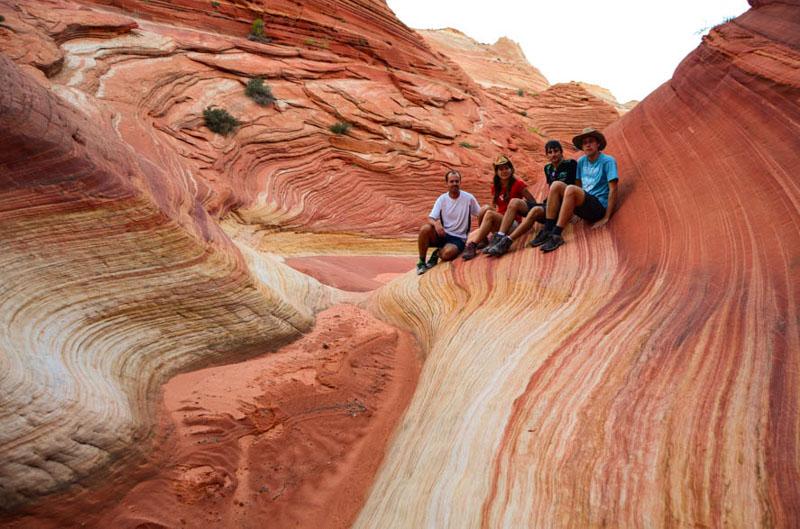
left=543, top=159, right=577, bottom=186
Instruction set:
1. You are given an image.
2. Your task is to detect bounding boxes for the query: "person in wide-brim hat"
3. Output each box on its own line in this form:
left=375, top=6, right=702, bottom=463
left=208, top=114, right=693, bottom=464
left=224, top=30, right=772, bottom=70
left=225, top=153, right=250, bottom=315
left=533, top=126, right=619, bottom=253
left=572, top=127, right=607, bottom=151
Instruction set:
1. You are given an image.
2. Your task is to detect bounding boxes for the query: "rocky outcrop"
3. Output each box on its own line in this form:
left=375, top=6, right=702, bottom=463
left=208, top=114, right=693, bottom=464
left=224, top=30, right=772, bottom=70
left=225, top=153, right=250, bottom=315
left=477, top=81, right=621, bottom=155
left=419, top=28, right=549, bottom=92
left=0, top=0, right=550, bottom=512
left=3, top=0, right=795, bottom=528
left=0, top=52, right=339, bottom=509
left=354, top=4, right=800, bottom=528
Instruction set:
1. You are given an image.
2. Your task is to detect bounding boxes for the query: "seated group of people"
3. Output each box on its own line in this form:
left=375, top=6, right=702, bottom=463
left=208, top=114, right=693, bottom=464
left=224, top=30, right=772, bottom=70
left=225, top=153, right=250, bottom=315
left=417, top=127, right=618, bottom=275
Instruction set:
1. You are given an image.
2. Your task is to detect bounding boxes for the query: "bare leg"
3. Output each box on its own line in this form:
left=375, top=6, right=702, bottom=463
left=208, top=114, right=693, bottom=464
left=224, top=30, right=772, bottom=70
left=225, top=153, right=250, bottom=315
left=468, top=210, right=503, bottom=244
left=418, top=223, right=437, bottom=261
left=545, top=181, right=567, bottom=220
left=556, top=186, right=586, bottom=228
left=438, top=243, right=461, bottom=261
left=498, top=198, right=530, bottom=235
left=509, top=205, right=544, bottom=240
left=467, top=206, right=494, bottom=244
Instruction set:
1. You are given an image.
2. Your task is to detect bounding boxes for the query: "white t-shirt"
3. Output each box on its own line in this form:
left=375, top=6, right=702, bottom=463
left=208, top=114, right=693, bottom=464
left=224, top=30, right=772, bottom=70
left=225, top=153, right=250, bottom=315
left=429, top=191, right=480, bottom=239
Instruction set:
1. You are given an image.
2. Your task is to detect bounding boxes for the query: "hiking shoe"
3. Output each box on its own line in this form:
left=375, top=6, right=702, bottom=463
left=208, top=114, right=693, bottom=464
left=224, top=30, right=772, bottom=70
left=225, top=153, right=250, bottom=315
left=426, top=249, right=440, bottom=269
left=540, top=233, right=564, bottom=253
left=487, top=235, right=512, bottom=256
left=462, top=242, right=478, bottom=261
left=528, top=229, right=551, bottom=248
left=416, top=261, right=427, bottom=275
left=481, top=236, right=501, bottom=254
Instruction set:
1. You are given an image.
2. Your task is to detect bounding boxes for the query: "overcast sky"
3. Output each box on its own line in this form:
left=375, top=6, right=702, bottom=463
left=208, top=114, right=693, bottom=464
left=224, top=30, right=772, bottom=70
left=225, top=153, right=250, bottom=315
left=386, top=0, right=750, bottom=103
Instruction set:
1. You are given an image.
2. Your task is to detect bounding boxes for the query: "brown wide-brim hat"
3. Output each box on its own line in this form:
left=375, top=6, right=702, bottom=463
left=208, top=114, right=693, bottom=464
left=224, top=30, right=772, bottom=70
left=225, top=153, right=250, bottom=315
left=572, top=128, right=607, bottom=151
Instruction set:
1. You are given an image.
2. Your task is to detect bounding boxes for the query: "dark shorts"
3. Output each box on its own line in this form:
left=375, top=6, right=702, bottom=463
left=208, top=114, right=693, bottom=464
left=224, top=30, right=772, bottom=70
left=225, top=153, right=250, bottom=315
left=574, top=193, right=606, bottom=222
left=433, top=233, right=466, bottom=252
left=525, top=200, right=547, bottom=218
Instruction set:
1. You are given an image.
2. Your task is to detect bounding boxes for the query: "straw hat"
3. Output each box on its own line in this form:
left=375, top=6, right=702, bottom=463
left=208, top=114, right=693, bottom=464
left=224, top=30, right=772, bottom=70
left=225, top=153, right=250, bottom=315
left=493, top=155, right=512, bottom=167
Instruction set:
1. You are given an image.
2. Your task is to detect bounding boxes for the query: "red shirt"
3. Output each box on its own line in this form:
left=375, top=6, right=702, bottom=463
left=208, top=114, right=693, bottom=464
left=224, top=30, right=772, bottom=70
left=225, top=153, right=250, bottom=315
left=491, top=178, right=528, bottom=214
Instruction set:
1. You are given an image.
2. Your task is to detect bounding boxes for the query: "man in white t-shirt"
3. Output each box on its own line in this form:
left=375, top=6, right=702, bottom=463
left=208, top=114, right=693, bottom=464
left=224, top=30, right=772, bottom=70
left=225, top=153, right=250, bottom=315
left=417, top=169, right=481, bottom=275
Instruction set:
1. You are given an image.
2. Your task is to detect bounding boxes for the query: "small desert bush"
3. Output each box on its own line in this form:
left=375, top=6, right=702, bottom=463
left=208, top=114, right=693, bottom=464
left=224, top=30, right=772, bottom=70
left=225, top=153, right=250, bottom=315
left=251, top=18, right=265, bottom=37
left=0, top=15, right=5, bottom=23
left=459, top=141, right=476, bottom=149
left=211, top=1, right=220, bottom=7
left=248, top=18, right=271, bottom=43
left=516, top=88, right=524, bottom=96
left=203, top=106, right=239, bottom=136
left=329, top=121, right=351, bottom=134
left=304, top=37, right=329, bottom=49
left=245, top=77, right=275, bottom=106
left=520, top=110, right=527, bottom=117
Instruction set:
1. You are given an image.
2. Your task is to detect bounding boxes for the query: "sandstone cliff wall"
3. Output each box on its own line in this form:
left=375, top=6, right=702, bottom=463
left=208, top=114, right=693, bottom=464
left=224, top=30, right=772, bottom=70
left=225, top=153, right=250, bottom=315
left=356, top=3, right=800, bottom=527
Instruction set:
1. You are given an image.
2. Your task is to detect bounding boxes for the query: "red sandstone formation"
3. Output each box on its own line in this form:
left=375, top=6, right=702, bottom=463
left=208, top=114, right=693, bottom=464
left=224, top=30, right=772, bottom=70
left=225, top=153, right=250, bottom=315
left=3, top=0, right=796, bottom=528
left=0, top=0, right=545, bottom=518
left=419, top=28, right=549, bottom=92
left=4, top=306, right=420, bottom=529
left=355, top=2, right=800, bottom=527
left=501, top=81, right=621, bottom=152
left=285, top=255, right=417, bottom=291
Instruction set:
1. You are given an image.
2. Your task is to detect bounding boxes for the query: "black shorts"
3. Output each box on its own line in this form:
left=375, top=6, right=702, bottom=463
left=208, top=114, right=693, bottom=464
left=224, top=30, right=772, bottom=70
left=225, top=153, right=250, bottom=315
left=525, top=199, right=548, bottom=210
left=574, top=193, right=606, bottom=222
left=433, top=233, right=466, bottom=252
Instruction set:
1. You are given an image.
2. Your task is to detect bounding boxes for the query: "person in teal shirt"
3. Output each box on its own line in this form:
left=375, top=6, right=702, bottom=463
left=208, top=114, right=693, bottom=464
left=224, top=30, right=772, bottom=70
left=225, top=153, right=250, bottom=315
left=538, top=127, right=619, bottom=252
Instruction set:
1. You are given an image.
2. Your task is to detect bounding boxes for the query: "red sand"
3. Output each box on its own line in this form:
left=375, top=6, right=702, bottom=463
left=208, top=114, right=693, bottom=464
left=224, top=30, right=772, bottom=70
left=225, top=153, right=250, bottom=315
left=285, top=255, right=418, bottom=292
left=2, top=305, right=420, bottom=529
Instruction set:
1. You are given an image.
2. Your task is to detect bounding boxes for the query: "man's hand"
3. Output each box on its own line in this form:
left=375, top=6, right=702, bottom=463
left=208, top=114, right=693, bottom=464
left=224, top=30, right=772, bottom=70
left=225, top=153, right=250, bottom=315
left=435, top=224, right=446, bottom=237
left=592, top=217, right=609, bottom=229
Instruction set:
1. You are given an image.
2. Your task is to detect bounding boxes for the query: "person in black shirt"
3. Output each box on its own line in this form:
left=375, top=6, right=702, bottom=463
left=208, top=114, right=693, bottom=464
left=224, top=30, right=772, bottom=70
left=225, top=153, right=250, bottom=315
left=483, top=140, right=577, bottom=256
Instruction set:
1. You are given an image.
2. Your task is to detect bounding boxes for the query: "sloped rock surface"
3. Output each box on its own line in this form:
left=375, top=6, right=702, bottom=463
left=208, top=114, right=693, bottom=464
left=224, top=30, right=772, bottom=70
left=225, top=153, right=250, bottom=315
left=354, top=4, right=800, bottom=528
left=0, top=0, right=549, bottom=514
left=0, top=53, right=338, bottom=509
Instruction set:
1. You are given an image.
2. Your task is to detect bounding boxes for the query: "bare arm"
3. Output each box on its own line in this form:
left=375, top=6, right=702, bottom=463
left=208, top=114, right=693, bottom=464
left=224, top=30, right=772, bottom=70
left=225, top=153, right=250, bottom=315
left=521, top=187, right=535, bottom=202
left=428, top=216, right=446, bottom=236
left=593, top=180, right=618, bottom=228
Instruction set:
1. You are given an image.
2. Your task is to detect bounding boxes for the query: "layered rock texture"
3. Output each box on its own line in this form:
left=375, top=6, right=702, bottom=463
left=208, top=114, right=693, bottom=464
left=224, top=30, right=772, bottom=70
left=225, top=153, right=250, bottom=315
left=355, top=2, right=800, bottom=528
left=0, top=0, right=547, bottom=518
left=419, top=28, right=549, bottom=92
left=420, top=28, right=627, bottom=154
left=1, top=0, right=798, bottom=528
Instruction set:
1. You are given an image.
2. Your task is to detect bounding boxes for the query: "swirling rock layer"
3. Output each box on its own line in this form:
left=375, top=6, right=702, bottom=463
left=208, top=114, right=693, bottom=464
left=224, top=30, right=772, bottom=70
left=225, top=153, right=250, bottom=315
left=0, top=50, right=337, bottom=509
left=419, top=29, right=549, bottom=92
left=4, top=306, right=420, bottom=529
left=355, top=4, right=800, bottom=528
left=0, top=0, right=553, bottom=510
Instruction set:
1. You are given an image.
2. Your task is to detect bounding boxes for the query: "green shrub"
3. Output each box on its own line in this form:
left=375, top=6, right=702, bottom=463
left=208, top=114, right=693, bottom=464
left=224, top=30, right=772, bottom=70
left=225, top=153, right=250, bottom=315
left=0, top=15, right=5, bottom=23
left=516, top=88, right=524, bottom=96
left=520, top=110, right=527, bottom=117
left=245, top=77, right=275, bottom=106
left=304, top=37, right=329, bottom=49
left=211, top=1, right=220, bottom=7
left=203, top=106, right=239, bottom=136
left=459, top=141, right=475, bottom=149
left=250, top=18, right=265, bottom=37
left=329, top=121, right=351, bottom=134
left=248, top=18, right=271, bottom=42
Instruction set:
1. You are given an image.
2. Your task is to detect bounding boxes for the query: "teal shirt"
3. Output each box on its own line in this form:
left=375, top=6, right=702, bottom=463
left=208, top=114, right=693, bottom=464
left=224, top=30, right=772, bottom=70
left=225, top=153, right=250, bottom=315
left=577, top=153, right=618, bottom=208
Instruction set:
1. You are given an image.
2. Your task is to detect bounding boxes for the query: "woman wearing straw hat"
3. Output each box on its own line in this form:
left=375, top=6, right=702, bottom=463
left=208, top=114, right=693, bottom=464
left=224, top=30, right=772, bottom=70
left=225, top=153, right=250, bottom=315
left=538, top=127, right=619, bottom=252
left=460, top=155, right=535, bottom=260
